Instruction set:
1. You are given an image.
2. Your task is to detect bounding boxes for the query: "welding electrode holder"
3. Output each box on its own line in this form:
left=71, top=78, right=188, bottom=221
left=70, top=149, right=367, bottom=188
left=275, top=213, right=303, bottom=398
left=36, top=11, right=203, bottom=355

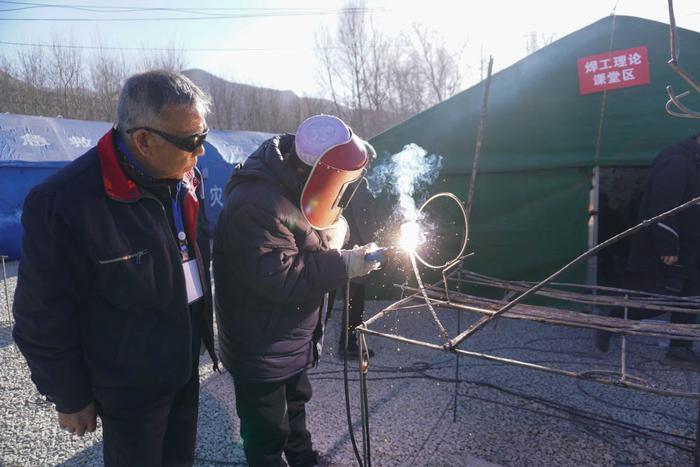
left=364, top=246, right=401, bottom=267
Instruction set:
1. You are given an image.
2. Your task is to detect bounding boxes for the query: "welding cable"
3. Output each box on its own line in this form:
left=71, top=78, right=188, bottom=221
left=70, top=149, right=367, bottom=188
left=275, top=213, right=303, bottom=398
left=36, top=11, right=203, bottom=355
left=358, top=332, right=372, bottom=467
left=341, top=279, right=366, bottom=467
left=311, top=361, right=695, bottom=453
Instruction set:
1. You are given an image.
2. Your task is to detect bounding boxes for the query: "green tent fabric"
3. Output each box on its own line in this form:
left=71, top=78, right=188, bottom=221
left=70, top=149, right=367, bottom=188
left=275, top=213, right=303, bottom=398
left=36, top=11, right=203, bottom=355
left=367, top=15, right=700, bottom=296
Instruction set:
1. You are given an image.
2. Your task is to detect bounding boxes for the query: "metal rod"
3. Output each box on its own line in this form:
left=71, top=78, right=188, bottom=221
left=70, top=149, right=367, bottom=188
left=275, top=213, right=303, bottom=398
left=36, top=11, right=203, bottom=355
left=452, top=303, right=461, bottom=423
left=666, top=0, right=700, bottom=118
left=447, top=273, right=700, bottom=312
left=621, top=297, right=627, bottom=381
left=355, top=325, right=700, bottom=400
left=448, top=194, right=700, bottom=348
left=669, top=0, right=678, bottom=62
left=454, top=268, right=700, bottom=304
left=465, top=55, right=493, bottom=223
left=442, top=259, right=462, bottom=301
left=695, top=381, right=700, bottom=467
left=393, top=283, right=700, bottom=341
left=1, top=255, right=10, bottom=325
left=362, top=295, right=415, bottom=327
left=409, top=252, right=448, bottom=337
left=666, top=85, right=700, bottom=118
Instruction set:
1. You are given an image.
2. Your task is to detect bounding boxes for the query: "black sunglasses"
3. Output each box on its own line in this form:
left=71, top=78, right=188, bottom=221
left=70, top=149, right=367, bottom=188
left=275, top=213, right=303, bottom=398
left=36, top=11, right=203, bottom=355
left=126, top=126, right=209, bottom=153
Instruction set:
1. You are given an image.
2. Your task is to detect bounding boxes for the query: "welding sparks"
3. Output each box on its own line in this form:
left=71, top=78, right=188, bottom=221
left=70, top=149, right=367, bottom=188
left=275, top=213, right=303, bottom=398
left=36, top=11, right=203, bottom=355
left=399, top=220, right=421, bottom=253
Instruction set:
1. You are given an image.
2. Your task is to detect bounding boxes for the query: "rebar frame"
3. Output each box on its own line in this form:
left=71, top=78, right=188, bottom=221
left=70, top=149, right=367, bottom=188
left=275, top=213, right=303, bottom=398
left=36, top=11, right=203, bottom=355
left=355, top=262, right=700, bottom=464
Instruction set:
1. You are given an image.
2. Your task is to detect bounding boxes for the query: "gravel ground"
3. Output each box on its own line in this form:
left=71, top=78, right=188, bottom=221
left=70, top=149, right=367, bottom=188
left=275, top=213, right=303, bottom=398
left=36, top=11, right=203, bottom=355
left=1, top=260, right=699, bottom=466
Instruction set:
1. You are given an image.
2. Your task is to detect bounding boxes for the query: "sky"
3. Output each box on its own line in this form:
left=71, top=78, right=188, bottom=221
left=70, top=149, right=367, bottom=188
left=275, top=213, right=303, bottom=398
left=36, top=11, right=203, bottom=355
left=1, top=0, right=700, bottom=98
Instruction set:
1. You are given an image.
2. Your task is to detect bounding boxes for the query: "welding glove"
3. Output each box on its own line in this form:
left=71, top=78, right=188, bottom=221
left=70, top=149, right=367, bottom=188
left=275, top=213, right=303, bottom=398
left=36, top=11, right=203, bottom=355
left=324, top=216, right=349, bottom=250
left=340, top=243, right=381, bottom=279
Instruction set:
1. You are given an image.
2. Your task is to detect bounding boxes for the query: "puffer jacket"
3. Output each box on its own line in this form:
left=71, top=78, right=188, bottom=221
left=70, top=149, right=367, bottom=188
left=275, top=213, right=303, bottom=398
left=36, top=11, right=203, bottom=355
left=213, top=134, right=349, bottom=382
left=627, top=135, right=700, bottom=280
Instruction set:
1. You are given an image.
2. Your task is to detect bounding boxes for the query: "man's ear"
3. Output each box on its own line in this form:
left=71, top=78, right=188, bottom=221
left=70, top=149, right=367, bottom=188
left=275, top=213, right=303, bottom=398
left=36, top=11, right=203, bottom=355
left=132, top=129, right=152, bottom=156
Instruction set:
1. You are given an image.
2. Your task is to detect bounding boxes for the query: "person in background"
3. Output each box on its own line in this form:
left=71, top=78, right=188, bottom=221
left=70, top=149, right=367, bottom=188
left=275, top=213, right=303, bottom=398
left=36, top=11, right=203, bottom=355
left=12, top=70, right=217, bottom=466
left=595, top=133, right=700, bottom=365
left=213, top=114, right=380, bottom=466
left=333, top=174, right=378, bottom=359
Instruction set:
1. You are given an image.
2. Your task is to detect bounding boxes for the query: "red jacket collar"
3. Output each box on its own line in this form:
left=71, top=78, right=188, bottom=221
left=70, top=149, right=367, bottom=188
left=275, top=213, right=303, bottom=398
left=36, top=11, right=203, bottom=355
left=97, top=130, right=142, bottom=202
left=97, top=129, right=199, bottom=202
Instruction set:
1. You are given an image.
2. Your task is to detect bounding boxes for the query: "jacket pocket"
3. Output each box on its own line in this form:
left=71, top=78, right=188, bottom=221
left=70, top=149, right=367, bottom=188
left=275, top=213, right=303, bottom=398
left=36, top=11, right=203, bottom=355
left=98, top=249, right=150, bottom=265
left=94, top=248, right=160, bottom=310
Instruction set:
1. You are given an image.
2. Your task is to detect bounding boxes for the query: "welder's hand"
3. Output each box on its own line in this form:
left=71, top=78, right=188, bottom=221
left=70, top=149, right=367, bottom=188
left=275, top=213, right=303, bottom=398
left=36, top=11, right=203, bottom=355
left=325, top=216, right=349, bottom=250
left=661, top=255, right=678, bottom=265
left=340, top=243, right=381, bottom=279
left=58, top=401, right=97, bottom=437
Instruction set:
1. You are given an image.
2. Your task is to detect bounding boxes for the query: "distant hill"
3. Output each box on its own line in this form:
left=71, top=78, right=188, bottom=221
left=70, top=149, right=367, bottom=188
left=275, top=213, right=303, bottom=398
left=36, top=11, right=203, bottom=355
left=182, top=68, right=342, bottom=133
left=0, top=66, right=397, bottom=135
left=183, top=69, right=299, bottom=107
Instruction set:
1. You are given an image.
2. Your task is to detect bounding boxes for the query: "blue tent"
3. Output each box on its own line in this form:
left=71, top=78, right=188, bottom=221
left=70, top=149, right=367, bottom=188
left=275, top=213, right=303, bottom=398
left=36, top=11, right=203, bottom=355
left=0, top=113, right=272, bottom=259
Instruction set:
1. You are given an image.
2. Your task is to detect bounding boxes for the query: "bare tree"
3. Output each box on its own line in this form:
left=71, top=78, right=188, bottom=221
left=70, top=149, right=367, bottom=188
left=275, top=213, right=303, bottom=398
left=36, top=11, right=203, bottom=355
left=385, top=37, right=425, bottom=118
left=409, top=23, right=463, bottom=105
left=315, top=2, right=465, bottom=137
left=46, top=34, right=88, bottom=118
left=524, top=32, right=556, bottom=55
left=314, top=25, right=344, bottom=118
left=89, top=43, right=130, bottom=121
left=12, top=45, right=50, bottom=115
left=202, top=72, right=240, bottom=130
left=316, top=0, right=392, bottom=137
left=137, top=44, right=188, bottom=73
left=336, top=1, right=369, bottom=135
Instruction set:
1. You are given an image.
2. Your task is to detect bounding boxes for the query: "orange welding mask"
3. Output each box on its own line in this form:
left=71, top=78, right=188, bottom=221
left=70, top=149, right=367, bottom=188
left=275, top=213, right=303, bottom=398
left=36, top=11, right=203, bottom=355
left=296, top=115, right=369, bottom=230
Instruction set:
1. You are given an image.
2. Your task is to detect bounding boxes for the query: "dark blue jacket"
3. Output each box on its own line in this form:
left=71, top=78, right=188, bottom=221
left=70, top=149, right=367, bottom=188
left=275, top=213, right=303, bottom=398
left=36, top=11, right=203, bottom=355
left=12, top=130, right=217, bottom=413
left=212, top=134, right=348, bottom=383
left=627, top=136, right=700, bottom=280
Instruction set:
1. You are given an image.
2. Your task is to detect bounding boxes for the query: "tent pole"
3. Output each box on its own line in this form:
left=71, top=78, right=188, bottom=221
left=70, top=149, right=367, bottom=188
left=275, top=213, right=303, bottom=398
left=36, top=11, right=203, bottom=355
left=588, top=166, right=600, bottom=312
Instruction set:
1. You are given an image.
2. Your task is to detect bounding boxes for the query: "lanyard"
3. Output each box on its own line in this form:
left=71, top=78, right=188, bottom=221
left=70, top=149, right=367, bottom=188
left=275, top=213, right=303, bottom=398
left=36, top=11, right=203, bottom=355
left=116, top=133, right=151, bottom=178
left=172, top=183, right=190, bottom=262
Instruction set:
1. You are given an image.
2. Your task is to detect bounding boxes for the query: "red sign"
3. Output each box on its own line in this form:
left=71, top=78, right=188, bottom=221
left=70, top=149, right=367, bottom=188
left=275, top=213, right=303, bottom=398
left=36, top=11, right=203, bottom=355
left=576, top=46, right=650, bottom=95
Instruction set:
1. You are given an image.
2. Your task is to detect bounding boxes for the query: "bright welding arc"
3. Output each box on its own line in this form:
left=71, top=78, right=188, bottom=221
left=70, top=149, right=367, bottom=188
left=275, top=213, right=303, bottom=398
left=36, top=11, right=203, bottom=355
left=397, top=192, right=469, bottom=339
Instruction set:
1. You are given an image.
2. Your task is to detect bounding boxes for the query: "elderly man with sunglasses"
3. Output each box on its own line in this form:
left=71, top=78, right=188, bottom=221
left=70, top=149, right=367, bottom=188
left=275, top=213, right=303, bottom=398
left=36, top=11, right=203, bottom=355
left=12, top=70, right=217, bottom=466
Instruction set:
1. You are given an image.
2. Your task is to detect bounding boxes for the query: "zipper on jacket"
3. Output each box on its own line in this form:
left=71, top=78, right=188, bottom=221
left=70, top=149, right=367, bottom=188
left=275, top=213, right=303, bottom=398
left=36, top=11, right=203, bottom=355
left=98, top=249, right=150, bottom=265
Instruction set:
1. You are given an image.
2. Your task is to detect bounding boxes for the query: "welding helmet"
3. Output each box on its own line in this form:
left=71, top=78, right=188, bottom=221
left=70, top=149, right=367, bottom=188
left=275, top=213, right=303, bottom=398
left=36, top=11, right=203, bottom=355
left=296, top=115, right=369, bottom=230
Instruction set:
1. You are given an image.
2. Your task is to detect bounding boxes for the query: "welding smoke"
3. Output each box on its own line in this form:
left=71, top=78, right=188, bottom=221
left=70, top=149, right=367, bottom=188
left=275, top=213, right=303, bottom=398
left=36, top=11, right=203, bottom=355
left=367, top=143, right=442, bottom=223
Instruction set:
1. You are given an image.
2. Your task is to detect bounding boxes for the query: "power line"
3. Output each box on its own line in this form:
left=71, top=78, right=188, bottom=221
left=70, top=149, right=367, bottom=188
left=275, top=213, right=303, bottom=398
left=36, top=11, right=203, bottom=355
left=0, top=1, right=384, bottom=20
left=0, top=40, right=398, bottom=53
left=0, top=0, right=370, bottom=12
left=0, top=13, right=370, bottom=22
left=0, top=40, right=307, bottom=52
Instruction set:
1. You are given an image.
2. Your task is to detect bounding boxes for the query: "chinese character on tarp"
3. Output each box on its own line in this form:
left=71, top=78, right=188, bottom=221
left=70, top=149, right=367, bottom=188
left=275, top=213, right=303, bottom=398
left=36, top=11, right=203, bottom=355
left=20, top=133, right=49, bottom=147
left=209, top=186, right=224, bottom=207
left=577, top=46, right=650, bottom=95
left=67, top=136, right=92, bottom=148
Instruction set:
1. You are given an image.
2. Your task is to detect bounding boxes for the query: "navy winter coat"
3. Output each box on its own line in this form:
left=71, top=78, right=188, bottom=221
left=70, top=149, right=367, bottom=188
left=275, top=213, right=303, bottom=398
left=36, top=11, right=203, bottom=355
left=627, top=135, right=700, bottom=280
left=12, top=130, right=217, bottom=413
left=212, top=134, right=348, bottom=383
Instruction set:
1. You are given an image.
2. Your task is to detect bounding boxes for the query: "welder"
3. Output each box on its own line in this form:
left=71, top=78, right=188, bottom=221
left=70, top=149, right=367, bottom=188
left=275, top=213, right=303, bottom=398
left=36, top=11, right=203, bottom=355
left=212, top=114, right=381, bottom=466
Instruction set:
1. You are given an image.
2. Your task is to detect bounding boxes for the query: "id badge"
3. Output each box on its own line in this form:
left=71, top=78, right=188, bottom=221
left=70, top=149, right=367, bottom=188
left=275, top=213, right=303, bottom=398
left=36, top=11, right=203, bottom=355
left=182, top=259, right=203, bottom=303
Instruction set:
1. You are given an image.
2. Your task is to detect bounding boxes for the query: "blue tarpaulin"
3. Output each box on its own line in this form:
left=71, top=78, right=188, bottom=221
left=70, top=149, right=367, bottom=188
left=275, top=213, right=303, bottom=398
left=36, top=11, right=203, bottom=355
left=0, top=113, right=272, bottom=259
